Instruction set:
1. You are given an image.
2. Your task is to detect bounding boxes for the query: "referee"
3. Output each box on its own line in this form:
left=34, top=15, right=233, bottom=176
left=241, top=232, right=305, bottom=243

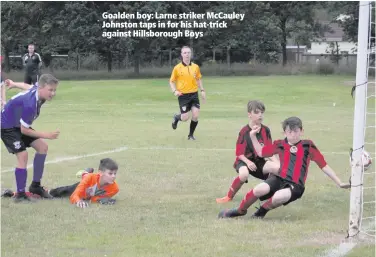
left=169, top=46, right=206, bottom=140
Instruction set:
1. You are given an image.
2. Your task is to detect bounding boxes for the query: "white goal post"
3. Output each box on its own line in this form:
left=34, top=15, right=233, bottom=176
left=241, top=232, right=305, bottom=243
left=348, top=1, right=373, bottom=238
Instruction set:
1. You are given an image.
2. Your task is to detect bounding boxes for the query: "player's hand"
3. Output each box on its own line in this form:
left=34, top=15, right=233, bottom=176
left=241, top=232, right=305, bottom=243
left=201, top=91, right=206, bottom=103
left=97, top=198, right=116, bottom=205
left=246, top=161, right=257, bottom=171
left=46, top=130, right=60, bottom=139
left=339, top=182, right=351, bottom=189
left=249, top=125, right=261, bottom=136
left=76, top=200, right=89, bottom=208
left=174, top=90, right=182, bottom=97
left=5, top=79, right=14, bottom=89
left=1, top=100, right=6, bottom=109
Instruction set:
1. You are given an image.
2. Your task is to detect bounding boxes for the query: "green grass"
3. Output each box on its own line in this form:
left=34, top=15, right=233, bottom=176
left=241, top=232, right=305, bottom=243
left=1, top=75, right=375, bottom=257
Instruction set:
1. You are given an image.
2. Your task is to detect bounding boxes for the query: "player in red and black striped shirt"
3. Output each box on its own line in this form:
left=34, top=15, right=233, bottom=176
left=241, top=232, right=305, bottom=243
left=216, top=100, right=279, bottom=204
left=218, top=116, right=350, bottom=219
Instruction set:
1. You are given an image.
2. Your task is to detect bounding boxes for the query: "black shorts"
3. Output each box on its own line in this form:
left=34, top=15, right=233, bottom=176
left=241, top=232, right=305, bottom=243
left=1, top=127, right=38, bottom=154
left=259, top=175, right=305, bottom=204
left=234, top=159, right=268, bottom=181
left=24, top=73, right=38, bottom=85
left=178, top=92, right=200, bottom=114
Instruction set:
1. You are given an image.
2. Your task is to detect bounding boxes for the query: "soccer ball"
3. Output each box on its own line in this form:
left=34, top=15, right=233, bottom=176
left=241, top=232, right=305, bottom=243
left=362, top=151, right=372, bottom=171
left=350, top=151, right=372, bottom=171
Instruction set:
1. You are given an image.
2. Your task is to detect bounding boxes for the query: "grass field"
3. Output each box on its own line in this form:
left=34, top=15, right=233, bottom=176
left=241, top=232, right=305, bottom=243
left=1, top=75, right=375, bottom=257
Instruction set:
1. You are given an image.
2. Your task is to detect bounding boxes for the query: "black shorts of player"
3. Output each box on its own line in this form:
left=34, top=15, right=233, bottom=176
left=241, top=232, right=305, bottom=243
left=1, top=127, right=38, bottom=154
left=259, top=175, right=305, bottom=203
left=24, top=73, right=39, bottom=85
left=235, top=159, right=268, bottom=181
left=178, top=92, right=200, bottom=114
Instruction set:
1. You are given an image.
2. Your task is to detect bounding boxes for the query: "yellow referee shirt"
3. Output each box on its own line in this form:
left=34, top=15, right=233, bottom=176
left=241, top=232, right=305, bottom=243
left=170, top=62, right=202, bottom=94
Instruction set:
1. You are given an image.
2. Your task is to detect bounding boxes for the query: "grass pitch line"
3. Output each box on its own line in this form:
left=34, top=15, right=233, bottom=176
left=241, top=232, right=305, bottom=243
left=320, top=240, right=357, bottom=257
left=1, top=146, right=129, bottom=173
left=319, top=223, right=375, bottom=257
left=2, top=146, right=373, bottom=173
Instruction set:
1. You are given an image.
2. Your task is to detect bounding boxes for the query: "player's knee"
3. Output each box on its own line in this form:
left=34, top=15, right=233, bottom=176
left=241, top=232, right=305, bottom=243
left=270, top=162, right=280, bottom=174
left=253, top=182, right=270, bottom=197
left=16, top=151, right=28, bottom=168
left=36, top=142, right=48, bottom=154
left=272, top=189, right=291, bottom=205
left=238, top=167, right=249, bottom=182
left=180, top=113, right=189, bottom=121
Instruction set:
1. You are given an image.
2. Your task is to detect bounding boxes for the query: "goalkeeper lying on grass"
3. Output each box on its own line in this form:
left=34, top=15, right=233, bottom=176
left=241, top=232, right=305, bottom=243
left=2, top=158, right=119, bottom=208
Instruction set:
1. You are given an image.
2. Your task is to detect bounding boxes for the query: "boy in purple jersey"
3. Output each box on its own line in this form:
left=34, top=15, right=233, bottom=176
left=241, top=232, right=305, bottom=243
left=1, top=74, right=60, bottom=202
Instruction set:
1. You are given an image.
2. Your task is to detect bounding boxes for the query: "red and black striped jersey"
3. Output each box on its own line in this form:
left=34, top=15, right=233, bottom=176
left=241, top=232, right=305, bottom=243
left=234, top=124, right=272, bottom=166
left=261, top=139, right=327, bottom=187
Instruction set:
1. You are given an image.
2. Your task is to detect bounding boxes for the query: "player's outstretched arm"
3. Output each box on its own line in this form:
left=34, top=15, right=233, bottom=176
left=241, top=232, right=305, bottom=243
left=5, top=79, right=33, bottom=91
left=322, top=165, right=350, bottom=189
left=20, top=125, right=60, bottom=140
left=70, top=175, right=92, bottom=208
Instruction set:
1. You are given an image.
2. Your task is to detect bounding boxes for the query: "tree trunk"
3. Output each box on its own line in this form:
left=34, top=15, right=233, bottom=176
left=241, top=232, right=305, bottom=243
left=190, top=38, right=194, bottom=58
left=212, top=48, right=216, bottom=62
left=226, top=46, right=231, bottom=68
left=3, top=47, right=10, bottom=72
left=169, top=49, right=172, bottom=68
left=297, top=42, right=300, bottom=63
left=107, top=51, right=112, bottom=72
left=125, top=51, right=129, bottom=69
left=134, top=49, right=140, bottom=74
left=281, top=18, right=287, bottom=66
left=76, top=48, right=80, bottom=71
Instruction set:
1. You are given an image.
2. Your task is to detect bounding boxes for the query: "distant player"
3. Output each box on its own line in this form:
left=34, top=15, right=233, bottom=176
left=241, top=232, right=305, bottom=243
left=1, top=74, right=60, bottom=202
left=216, top=100, right=279, bottom=203
left=2, top=158, right=119, bottom=208
left=169, top=46, right=206, bottom=140
left=218, top=116, right=350, bottom=219
left=22, top=44, right=42, bottom=85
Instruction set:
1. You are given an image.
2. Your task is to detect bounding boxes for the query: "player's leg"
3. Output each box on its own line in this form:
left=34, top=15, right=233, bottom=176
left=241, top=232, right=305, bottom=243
left=188, top=93, right=200, bottom=140
left=1, top=128, right=32, bottom=202
left=13, top=151, right=31, bottom=202
left=216, top=162, right=249, bottom=203
left=24, top=73, right=31, bottom=84
left=218, top=176, right=279, bottom=218
left=30, top=74, right=38, bottom=85
left=262, top=159, right=280, bottom=176
left=189, top=107, right=199, bottom=140
left=49, top=182, right=80, bottom=198
left=252, top=181, right=305, bottom=219
left=172, top=94, right=190, bottom=129
left=27, top=138, right=53, bottom=198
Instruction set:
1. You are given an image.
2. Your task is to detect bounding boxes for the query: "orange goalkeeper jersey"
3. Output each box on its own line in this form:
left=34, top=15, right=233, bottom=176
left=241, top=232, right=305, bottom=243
left=70, top=173, right=119, bottom=204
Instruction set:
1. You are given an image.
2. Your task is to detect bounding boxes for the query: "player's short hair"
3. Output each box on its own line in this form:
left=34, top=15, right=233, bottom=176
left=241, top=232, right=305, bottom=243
left=99, top=158, right=118, bottom=172
left=181, top=46, right=191, bottom=52
left=282, top=117, right=303, bottom=131
left=38, top=74, right=59, bottom=88
left=247, top=100, right=265, bottom=113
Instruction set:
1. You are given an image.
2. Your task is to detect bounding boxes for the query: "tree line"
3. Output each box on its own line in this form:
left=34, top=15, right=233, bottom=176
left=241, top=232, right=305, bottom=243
left=1, top=1, right=365, bottom=73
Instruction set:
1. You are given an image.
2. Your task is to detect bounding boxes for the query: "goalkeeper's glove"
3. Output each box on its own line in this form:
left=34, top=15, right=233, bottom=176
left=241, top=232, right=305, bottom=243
left=97, top=198, right=116, bottom=205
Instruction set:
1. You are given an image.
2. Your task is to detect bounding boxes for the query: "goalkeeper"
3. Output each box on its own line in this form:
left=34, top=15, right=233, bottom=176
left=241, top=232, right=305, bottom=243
left=2, top=158, right=119, bottom=208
